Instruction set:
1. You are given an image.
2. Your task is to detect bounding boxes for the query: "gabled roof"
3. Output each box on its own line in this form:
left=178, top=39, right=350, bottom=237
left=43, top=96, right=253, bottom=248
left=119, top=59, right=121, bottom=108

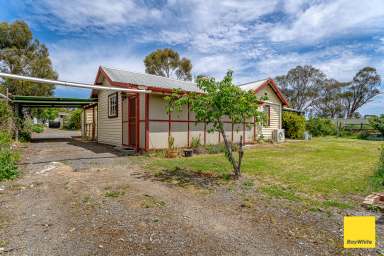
left=239, top=79, right=289, bottom=106
left=95, top=66, right=202, bottom=93
left=93, top=66, right=288, bottom=106
left=238, top=79, right=269, bottom=91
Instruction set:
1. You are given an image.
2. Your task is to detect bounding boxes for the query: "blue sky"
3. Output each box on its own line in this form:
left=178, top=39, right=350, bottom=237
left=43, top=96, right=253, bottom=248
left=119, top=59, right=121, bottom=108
left=1, top=0, right=383, bottom=115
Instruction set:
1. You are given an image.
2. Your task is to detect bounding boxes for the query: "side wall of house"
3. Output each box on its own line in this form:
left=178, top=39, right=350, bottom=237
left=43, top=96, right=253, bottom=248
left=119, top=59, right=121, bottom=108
left=95, top=82, right=284, bottom=150
left=145, top=89, right=283, bottom=149
left=97, top=80, right=122, bottom=146
left=255, top=86, right=282, bottom=139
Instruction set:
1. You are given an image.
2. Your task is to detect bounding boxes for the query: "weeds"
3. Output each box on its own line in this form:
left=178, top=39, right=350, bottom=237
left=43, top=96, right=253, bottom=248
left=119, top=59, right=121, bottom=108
left=321, top=199, right=353, bottom=209
left=105, top=191, right=125, bottom=198
left=370, top=146, right=384, bottom=191
left=141, top=194, right=166, bottom=208
left=261, top=185, right=300, bottom=201
left=0, top=147, right=19, bottom=181
left=242, top=179, right=255, bottom=190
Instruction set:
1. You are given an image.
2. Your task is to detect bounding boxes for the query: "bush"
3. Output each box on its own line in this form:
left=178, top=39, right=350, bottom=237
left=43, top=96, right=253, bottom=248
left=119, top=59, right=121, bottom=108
left=32, top=124, right=45, bottom=133
left=191, top=136, right=201, bottom=148
left=18, top=117, right=32, bottom=142
left=204, top=143, right=238, bottom=154
left=0, top=101, right=14, bottom=132
left=0, top=148, right=19, bottom=180
left=368, top=115, right=384, bottom=137
left=370, top=146, right=384, bottom=190
left=64, top=109, right=82, bottom=130
left=282, top=112, right=305, bottom=139
left=357, top=130, right=369, bottom=140
left=306, top=117, right=336, bottom=137
left=0, top=131, right=12, bottom=147
left=0, top=131, right=19, bottom=181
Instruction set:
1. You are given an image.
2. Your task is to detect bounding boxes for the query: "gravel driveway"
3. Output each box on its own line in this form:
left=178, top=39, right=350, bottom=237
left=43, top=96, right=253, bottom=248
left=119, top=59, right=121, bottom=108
left=0, top=129, right=379, bottom=255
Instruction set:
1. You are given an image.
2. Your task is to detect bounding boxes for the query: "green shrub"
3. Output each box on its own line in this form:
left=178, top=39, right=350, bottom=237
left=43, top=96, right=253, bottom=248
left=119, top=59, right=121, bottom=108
left=204, top=143, right=238, bottom=154
left=370, top=146, right=384, bottom=191
left=18, top=117, right=32, bottom=142
left=0, top=131, right=12, bottom=147
left=0, top=148, right=19, bottom=180
left=368, top=115, right=384, bottom=137
left=0, top=101, right=14, bottom=132
left=306, top=117, right=336, bottom=137
left=32, top=124, right=45, bottom=133
left=191, top=136, right=201, bottom=148
left=282, top=112, right=305, bottom=139
left=357, top=130, right=369, bottom=140
left=64, top=109, right=82, bottom=130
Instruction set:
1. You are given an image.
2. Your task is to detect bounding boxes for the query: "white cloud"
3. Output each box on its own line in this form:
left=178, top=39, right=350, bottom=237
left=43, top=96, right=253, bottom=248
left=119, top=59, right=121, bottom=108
left=270, top=0, right=384, bottom=43
left=19, top=0, right=383, bottom=114
left=29, top=0, right=162, bottom=32
left=49, top=41, right=144, bottom=83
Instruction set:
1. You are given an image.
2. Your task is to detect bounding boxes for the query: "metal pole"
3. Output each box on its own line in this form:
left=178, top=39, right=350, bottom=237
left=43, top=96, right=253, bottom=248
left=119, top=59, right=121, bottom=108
left=0, top=72, right=151, bottom=94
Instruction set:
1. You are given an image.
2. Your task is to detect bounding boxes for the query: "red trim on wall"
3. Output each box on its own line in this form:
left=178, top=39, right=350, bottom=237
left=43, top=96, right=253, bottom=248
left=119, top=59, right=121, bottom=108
left=145, top=94, right=149, bottom=151
left=187, top=102, right=190, bottom=147
left=136, top=93, right=140, bottom=151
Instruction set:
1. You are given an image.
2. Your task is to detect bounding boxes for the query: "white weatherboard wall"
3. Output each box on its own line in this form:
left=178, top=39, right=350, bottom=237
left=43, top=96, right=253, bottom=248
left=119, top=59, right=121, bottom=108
left=95, top=82, right=284, bottom=149
left=97, top=80, right=122, bottom=146
left=256, top=86, right=282, bottom=139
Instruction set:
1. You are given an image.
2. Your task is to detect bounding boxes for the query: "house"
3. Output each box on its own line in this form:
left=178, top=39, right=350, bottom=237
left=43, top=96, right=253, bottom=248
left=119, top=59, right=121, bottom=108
left=82, top=66, right=289, bottom=151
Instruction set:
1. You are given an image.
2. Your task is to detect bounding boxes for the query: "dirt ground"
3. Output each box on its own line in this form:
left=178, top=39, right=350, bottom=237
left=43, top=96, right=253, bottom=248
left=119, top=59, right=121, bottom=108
left=0, top=129, right=382, bottom=255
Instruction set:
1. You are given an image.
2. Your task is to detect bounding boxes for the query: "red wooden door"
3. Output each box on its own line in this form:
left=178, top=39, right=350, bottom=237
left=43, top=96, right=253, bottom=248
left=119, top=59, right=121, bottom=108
left=128, top=96, right=137, bottom=147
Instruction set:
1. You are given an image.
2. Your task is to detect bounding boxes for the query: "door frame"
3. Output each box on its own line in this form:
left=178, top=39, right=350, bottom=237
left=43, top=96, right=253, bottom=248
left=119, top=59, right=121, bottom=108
left=122, top=93, right=140, bottom=151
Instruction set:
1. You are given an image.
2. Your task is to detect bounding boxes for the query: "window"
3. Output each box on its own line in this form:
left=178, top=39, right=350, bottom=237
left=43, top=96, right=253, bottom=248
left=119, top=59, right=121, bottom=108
left=263, top=105, right=270, bottom=127
left=108, top=93, right=118, bottom=118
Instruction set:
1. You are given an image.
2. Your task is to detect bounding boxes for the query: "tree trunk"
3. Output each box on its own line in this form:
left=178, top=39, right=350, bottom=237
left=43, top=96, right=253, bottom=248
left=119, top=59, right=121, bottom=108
left=237, top=135, right=244, bottom=177
left=219, top=124, right=240, bottom=178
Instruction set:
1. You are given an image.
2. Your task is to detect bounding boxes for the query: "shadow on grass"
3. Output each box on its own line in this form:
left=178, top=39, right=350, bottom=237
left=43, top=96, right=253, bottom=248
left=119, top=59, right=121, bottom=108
left=132, top=166, right=230, bottom=188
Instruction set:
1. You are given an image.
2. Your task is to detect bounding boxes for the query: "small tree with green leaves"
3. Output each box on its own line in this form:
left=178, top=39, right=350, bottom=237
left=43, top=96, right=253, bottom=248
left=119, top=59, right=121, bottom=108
left=165, top=71, right=262, bottom=178
left=368, top=115, right=384, bottom=137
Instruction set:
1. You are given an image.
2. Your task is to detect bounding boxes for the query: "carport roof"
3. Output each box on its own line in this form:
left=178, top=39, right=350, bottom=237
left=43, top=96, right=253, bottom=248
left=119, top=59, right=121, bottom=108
left=11, top=95, right=96, bottom=108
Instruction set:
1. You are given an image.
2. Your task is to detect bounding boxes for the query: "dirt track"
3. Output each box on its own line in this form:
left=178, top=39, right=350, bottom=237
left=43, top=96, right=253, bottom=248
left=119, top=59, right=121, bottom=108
left=0, top=129, right=381, bottom=255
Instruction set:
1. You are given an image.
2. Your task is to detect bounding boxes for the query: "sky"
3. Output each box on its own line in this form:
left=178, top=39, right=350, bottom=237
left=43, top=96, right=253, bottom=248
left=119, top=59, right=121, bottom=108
left=1, top=0, right=383, bottom=115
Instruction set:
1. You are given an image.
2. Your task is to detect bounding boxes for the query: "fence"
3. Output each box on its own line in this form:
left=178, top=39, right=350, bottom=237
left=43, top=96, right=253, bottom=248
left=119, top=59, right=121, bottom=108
left=334, top=119, right=377, bottom=134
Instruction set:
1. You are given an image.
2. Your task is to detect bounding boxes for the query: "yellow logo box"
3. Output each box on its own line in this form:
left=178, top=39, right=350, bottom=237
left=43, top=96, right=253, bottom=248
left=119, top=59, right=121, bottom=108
left=344, top=216, right=376, bottom=248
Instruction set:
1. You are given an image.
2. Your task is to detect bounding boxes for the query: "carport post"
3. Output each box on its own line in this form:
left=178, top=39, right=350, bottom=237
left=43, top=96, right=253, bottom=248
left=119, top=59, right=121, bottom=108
left=14, top=103, right=20, bottom=142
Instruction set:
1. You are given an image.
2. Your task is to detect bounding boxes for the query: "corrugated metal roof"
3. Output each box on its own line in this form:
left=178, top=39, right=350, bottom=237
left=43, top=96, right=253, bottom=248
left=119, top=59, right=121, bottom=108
left=238, top=79, right=268, bottom=91
left=102, top=66, right=202, bottom=92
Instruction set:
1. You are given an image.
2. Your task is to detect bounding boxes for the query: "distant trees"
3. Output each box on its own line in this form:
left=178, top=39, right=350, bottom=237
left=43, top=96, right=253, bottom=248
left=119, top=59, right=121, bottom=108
left=275, top=65, right=381, bottom=118
left=275, top=65, right=325, bottom=112
left=342, top=67, right=381, bottom=118
left=312, top=79, right=346, bottom=118
left=0, top=21, right=57, bottom=96
left=144, top=48, right=192, bottom=81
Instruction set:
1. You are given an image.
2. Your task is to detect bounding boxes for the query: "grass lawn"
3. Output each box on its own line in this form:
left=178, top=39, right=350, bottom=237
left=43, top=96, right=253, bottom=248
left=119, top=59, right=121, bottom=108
left=146, top=137, right=383, bottom=208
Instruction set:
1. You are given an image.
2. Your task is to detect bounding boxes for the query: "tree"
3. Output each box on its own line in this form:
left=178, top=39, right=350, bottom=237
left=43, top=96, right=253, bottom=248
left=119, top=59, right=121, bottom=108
left=275, top=65, right=326, bottom=112
left=342, top=67, right=381, bottom=118
left=33, top=108, right=59, bottom=123
left=64, top=109, right=82, bottom=130
left=165, top=71, right=263, bottom=178
left=144, top=48, right=192, bottom=81
left=369, top=115, right=384, bottom=137
left=0, top=21, right=57, bottom=96
left=312, top=79, right=347, bottom=118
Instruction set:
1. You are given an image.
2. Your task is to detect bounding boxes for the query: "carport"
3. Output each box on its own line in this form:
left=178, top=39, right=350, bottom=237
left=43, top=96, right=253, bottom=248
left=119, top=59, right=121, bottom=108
left=0, top=72, right=151, bottom=142
left=11, top=95, right=98, bottom=140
